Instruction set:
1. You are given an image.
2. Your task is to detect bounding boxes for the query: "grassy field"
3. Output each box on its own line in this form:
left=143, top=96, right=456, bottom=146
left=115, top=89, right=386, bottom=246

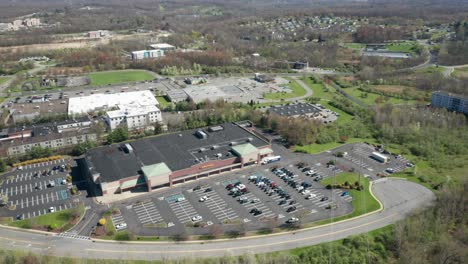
left=0, top=76, right=10, bottom=85
left=156, top=96, right=172, bottom=109
left=344, top=87, right=417, bottom=106
left=452, top=66, right=468, bottom=79
left=9, top=204, right=84, bottom=231
left=386, top=42, right=419, bottom=53
left=295, top=138, right=378, bottom=154
left=300, top=76, right=355, bottom=124
left=317, top=172, right=381, bottom=223
left=263, top=78, right=307, bottom=100
left=88, top=70, right=155, bottom=86
left=416, top=66, right=445, bottom=74
left=343, top=43, right=365, bottom=50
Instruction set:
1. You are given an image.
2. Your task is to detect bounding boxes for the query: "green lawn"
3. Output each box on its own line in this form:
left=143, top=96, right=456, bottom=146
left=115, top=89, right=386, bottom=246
left=343, top=43, right=365, bottom=50
left=386, top=42, right=419, bottom=53
left=263, top=78, right=307, bottom=100
left=344, top=87, right=417, bottom=106
left=452, top=66, right=468, bottom=79
left=156, top=96, right=172, bottom=110
left=88, top=70, right=155, bottom=86
left=0, top=77, right=10, bottom=86
left=295, top=138, right=378, bottom=154
left=9, top=204, right=84, bottom=231
left=416, top=66, right=445, bottom=74
left=300, top=76, right=355, bottom=124
left=316, top=172, right=381, bottom=223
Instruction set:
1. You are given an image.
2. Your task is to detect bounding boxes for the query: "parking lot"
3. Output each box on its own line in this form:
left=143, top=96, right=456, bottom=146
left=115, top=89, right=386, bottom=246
left=113, top=157, right=355, bottom=236
left=334, top=143, right=411, bottom=176
left=0, top=158, right=79, bottom=220
left=0, top=142, right=412, bottom=237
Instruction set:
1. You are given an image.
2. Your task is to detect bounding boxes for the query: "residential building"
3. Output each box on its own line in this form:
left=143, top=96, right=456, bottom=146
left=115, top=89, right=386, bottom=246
left=105, top=105, right=162, bottom=130
left=8, top=100, right=69, bottom=124
left=131, top=49, right=165, bottom=61
left=149, top=43, right=176, bottom=51
left=83, top=121, right=273, bottom=196
left=0, top=119, right=97, bottom=157
left=431, top=91, right=468, bottom=114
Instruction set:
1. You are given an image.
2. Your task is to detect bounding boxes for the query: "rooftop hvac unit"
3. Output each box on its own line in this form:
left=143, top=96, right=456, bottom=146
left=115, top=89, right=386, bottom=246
left=196, top=130, right=207, bottom=139
left=229, top=141, right=237, bottom=146
left=246, top=137, right=253, bottom=142
left=123, top=143, right=134, bottom=153
left=199, top=147, right=206, bottom=152
left=208, top=125, right=224, bottom=132
left=211, top=145, right=218, bottom=150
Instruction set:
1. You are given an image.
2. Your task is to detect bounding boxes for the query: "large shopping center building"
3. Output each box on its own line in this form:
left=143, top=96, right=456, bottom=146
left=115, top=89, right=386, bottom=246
left=83, top=121, right=274, bottom=196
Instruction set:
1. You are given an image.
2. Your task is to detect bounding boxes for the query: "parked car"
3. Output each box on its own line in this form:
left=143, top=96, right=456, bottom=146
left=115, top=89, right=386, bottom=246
left=385, top=168, right=395, bottom=173
left=279, top=200, right=287, bottom=205
left=306, top=193, right=317, bottom=200
left=192, top=215, right=203, bottom=222
left=48, top=207, right=56, bottom=213
left=286, top=217, right=299, bottom=224
left=116, top=223, right=127, bottom=230
left=193, top=185, right=201, bottom=191
left=321, top=197, right=329, bottom=202
left=199, top=196, right=209, bottom=202
left=177, top=197, right=186, bottom=202
left=204, top=187, right=212, bottom=193
left=286, top=206, right=297, bottom=212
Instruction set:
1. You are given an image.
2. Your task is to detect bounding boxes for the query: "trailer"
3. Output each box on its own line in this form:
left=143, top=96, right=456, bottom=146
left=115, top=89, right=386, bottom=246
left=371, top=152, right=389, bottom=163
left=261, top=155, right=281, bottom=165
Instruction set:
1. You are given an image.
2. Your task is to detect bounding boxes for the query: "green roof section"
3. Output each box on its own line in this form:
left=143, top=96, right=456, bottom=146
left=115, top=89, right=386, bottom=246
left=232, top=143, right=259, bottom=157
left=142, top=162, right=172, bottom=178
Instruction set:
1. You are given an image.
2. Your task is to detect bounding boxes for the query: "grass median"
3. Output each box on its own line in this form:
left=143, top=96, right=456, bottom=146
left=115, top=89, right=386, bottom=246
left=310, top=172, right=380, bottom=225
left=8, top=203, right=84, bottom=232
left=264, top=78, right=307, bottom=100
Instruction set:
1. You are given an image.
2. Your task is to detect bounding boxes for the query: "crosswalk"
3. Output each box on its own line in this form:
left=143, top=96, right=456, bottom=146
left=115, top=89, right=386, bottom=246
left=57, top=231, right=91, bottom=240
left=133, top=200, right=164, bottom=225
left=193, top=187, right=238, bottom=222
left=167, top=195, right=200, bottom=223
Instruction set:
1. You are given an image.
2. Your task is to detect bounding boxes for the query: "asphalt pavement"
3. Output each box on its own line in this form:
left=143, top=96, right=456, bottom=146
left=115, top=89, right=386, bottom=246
left=0, top=178, right=435, bottom=261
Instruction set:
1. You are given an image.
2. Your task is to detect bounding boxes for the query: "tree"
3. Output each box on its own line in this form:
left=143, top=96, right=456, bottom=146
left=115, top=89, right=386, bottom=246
left=0, top=159, right=6, bottom=173
left=71, top=141, right=96, bottom=156
left=106, top=128, right=129, bottom=144
left=27, top=146, right=52, bottom=159
left=98, top=218, right=107, bottom=226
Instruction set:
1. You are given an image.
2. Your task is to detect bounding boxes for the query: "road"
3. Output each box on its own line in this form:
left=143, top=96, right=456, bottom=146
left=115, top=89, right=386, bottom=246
left=0, top=178, right=435, bottom=261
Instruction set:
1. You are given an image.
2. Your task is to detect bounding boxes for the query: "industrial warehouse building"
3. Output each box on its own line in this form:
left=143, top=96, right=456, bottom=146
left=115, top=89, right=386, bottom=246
left=83, top=121, right=273, bottom=196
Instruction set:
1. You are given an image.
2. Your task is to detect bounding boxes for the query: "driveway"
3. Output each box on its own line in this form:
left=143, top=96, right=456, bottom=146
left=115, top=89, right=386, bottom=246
left=0, top=178, right=435, bottom=261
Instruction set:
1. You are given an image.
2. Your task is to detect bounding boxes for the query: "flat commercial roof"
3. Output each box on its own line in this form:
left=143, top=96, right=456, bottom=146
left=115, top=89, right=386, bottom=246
left=269, top=103, right=321, bottom=117
left=85, top=122, right=270, bottom=183
left=184, top=85, right=243, bottom=103
left=68, top=90, right=158, bottom=115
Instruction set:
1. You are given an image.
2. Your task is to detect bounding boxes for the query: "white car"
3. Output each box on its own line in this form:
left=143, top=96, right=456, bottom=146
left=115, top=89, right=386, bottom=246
left=199, top=196, right=209, bottom=202
left=176, top=197, right=186, bottom=202
left=286, top=217, right=299, bottom=224
left=237, top=184, right=246, bottom=190
left=248, top=175, right=258, bottom=181
left=306, top=193, right=317, bottom=200
left=192, top=215, right=203, bottom=222
left=250, top=198, right=260, bottom=203
left=256, top=182, right=265, bottom=186
left=296, top=186, right=305, bottom=192
left=301, top=189, right=311, bottom=195
left=48, top=207, right=56, bottom=213
left=115, top=223, right=127, bottom=230
left=385, top=168, right=395, bottom=173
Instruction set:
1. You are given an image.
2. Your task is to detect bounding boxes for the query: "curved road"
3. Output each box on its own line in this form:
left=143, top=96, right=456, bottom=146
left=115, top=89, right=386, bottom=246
left=0, top=178, right=435, bottom=261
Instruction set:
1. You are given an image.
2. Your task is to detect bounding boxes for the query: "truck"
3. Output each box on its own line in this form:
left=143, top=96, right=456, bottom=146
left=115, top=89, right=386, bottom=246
left=371, top=152, right=389, bottom=163
left=261, top=155, right=281, bottom=165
